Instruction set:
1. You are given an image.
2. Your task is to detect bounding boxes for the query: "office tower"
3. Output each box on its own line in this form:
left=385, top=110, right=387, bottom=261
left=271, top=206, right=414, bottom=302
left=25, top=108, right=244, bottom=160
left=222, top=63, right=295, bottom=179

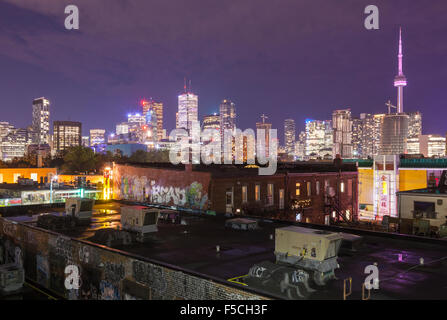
left=127, top=113, right=146, bottom=126
left=82, top=136, right=90, bottom=147
left=90, top=129, right=106, bottom=146
left=419, top=135, right=446, bottom=158
left=407, top=111, right=422, bottom=139
left=373, top=114, right=385, bottom=155
left=220, top=99, right=236, bottom=136
left=256, top=115, right=272, bottom=158
left=295, top=131, right=306, bottom=160
left=332, top=109, right=353, bottom=158
left=202, top=114, right=221, bottom=131
left=143, top=108, right=158, bottom=145
left=141, top=99, right=163, bottom=141
left=380, top=113, right=409, bottom=155
left=352, top=117, right=363, bottom=158
left=177, top=82, right=199, bottom=136
left=32, top=97, right=50, bottom=145
left=0, top=122, right=14, bottom=141
left=305, top=120, right=326, bottom=158
left=406, top=111, right=423, bottom=154
left=116, top=122, right=129, bottom=135
left=53, top=121, right=82, bottom=153
left=284, top=119, right=296, bottom=156
left=1, top=128, right=32, bottom=162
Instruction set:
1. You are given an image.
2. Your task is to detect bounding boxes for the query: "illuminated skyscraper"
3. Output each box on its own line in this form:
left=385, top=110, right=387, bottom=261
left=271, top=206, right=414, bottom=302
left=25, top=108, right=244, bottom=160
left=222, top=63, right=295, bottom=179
left=332, top=109, right=352, bottom=158
left=305, top=120, right=326, bottom=158
left=53, top=121, right=82, bottom=154
left=177, top=82, right=198, bottom=136
left=219, top=99, right=236, bottom=135
left=284, top=119, right=296, bottom=156
left=202, top=113, right=221, bottom=131
left=256, top=114, right=272, bottom=159
left=141, top=99, right=163, bottom=141
left=90, top=129, right=106, bottom=146
left=32, top=97, right=50, bottom=145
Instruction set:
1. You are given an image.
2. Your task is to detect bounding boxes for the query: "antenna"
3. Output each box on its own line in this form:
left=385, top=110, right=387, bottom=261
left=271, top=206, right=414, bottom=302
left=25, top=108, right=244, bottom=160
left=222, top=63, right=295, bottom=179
left=385, top=100, right=397, bottom=114
left=184, top=77, right=187, bottom=93
left=261, top=114, right=268, bottom=123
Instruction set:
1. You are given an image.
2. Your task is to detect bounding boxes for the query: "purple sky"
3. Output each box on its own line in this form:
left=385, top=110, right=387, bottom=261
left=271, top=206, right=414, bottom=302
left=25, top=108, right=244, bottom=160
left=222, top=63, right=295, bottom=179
left=1, top=0, right=447, bottom=140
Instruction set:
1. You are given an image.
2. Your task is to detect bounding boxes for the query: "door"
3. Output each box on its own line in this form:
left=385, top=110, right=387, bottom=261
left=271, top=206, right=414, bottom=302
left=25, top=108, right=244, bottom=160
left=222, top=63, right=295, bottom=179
left=225, top=188, right=234, bottom=214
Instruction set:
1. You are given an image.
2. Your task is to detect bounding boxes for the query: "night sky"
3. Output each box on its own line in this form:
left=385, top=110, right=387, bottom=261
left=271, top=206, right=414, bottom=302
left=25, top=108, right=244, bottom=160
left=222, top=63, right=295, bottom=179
left=1, top=0, right=447, bottom=140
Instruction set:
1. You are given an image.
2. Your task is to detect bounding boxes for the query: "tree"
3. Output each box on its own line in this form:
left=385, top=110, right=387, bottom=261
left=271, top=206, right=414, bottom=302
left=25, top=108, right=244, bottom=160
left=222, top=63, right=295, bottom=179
left=62, top=146, right=97, bottom=174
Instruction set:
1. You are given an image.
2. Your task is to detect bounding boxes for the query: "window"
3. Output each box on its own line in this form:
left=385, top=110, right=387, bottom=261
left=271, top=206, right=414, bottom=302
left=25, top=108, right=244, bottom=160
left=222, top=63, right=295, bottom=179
left=0, top=174, right=3, bottom=183
left=267, top=184, right=274, bottom=206
left=279, top=189, right=284, bottom=209
left=340, top=181, right=345, bottom=193
left=31, top=173, right=38, bottom=182
left=307, top=181, right=311, bottom=196
left=13, top=173, right=20, bottom=183
left=295, top=183, right=301, bottom=196
left=242, top=186, right=248, bottom=203
left=295, top=213, right=301, bottom=222
left=316, top=181, right=320, bottom=195
left=382, top=181, right=387, bottom=195
left=255, top=184, right=261, bottom=201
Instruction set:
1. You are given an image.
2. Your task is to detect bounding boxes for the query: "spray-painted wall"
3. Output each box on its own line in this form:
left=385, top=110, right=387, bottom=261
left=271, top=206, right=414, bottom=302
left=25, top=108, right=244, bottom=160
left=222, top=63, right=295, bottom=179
left=113, top=164, right=211, bottom=210
left=0, top=217, right=266, bottom=300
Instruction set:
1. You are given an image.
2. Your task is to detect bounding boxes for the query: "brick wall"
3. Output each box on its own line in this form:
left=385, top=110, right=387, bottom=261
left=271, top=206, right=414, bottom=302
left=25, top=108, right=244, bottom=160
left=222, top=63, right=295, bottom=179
left=0, top=217, right=269, bottom=300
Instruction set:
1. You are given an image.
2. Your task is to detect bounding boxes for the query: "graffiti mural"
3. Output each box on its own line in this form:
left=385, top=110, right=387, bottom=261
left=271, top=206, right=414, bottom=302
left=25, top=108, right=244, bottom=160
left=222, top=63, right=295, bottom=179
left=118, top=176, right=208, bottom=210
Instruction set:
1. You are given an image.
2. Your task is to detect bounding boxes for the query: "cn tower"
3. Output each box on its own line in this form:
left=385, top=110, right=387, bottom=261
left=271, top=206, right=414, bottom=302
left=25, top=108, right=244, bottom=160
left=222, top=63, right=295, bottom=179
left=394, top=27, right=407, bottom=113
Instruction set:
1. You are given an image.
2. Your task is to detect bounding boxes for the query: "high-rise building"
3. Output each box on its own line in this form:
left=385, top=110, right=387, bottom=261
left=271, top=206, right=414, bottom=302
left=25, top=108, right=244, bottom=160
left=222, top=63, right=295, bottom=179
left=32, top=97, right=50, bottom=145
left=305, top=120, right=325, bottom=158
left=202, top=114, right=221, bottom=131
left=141, top=99, right=163, bottom=141
left=220, top=99, right=236, bottom=136
left=372, top=114, right=385, bottom=156
left=419, top=135, right=446, bottom=158
left=90, top=129, right=106, bottom=146
left=1, top=128, right=33, bottom=162
left=406, top=111, right=423, bottom=154
left=82, top=136, right=90, bottom=147
left=256, top=115, right=272, bottom=159
left=295, top=131, right=306, bottom=160
left=53, top=121, right=82, bottom=154
left=352, top=117, right=363, bottom=158
left=332, top=109, right=352, bottom=158
left=284, top=119, right=296, bottom=156
left=177, top=83, right=198, bottom=136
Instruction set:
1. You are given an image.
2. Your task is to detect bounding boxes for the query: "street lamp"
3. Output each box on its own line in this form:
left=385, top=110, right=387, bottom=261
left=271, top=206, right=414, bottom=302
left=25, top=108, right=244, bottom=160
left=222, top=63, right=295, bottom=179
left=50, top=174, right=58, bottom=203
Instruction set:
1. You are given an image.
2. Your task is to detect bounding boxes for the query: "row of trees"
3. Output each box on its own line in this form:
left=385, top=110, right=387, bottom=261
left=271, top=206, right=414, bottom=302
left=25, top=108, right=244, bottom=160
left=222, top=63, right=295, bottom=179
left=0, top=146, right=170, bottom=174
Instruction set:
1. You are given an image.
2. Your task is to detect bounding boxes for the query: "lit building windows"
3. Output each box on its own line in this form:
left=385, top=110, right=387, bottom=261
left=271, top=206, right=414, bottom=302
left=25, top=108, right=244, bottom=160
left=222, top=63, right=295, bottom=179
left=307, top=181, right=311, bottom=196
left=255, top=184, right=260, bottom=201
left=242, top=185, right=248, bottom=203
left=267, top=184, right=274, bottom=206
left=295, top=182, right=301, bottom=196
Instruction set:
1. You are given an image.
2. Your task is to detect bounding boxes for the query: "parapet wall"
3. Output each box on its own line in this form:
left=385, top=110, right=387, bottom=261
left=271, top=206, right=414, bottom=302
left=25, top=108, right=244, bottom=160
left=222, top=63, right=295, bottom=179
left=0, top=217, right=268, bottom=300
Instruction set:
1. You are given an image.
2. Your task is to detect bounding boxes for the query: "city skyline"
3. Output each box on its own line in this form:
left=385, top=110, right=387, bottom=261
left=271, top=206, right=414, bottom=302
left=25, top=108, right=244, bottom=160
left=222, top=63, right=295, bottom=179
left=1, top=1, right=447, bottom=138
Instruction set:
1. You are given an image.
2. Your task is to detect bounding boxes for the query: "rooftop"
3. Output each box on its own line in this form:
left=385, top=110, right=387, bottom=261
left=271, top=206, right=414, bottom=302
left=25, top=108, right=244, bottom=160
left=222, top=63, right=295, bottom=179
left=7, top=201, right=447, bottom=300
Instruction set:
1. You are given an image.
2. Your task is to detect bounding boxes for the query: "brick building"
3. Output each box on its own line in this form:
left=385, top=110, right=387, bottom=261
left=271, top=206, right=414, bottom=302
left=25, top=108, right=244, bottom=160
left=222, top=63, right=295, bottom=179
left=111, top=162, right=358, bottom=224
